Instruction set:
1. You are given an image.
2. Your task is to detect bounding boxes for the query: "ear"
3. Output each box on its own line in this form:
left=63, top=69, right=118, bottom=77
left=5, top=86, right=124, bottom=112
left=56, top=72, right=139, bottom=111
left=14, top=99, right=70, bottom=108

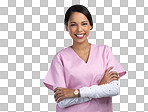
left=90, top=25, right=92, bottom=30
left=65, top=24, right=68, bottom=32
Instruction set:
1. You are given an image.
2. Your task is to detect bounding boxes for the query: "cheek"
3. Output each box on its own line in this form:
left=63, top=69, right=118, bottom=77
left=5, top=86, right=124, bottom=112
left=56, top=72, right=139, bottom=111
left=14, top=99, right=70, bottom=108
left=84, top=26, right=90, bottom=31
left=85, top=28, right=90, bottom=34
left=69, top=28, right=76, bottom=35
left=68, top=31, right=75, bottom=38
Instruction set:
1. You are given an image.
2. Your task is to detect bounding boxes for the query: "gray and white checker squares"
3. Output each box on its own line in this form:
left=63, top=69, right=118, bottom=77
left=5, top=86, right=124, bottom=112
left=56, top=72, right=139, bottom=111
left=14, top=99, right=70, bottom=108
left=0, top=0, right=148, bottom=111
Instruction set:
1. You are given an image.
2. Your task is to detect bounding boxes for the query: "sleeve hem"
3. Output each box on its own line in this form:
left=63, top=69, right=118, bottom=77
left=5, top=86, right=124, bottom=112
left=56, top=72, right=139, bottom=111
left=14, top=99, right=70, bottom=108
left=43, top=81, right=53, bottom=91
left=43, top=80, right=67, bottom=91
left=118, top=71, right=126, bottom=78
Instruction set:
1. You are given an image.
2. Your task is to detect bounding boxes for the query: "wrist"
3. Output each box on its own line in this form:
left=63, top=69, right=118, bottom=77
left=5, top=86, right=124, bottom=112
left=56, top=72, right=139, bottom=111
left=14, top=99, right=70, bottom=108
left=78, top=89, right=80, bottom=97
left=73, top=89, right=81, bottom=97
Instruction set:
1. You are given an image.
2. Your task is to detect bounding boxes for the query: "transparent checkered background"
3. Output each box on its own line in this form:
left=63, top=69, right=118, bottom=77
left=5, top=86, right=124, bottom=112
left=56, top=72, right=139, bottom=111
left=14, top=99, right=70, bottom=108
left=0, top=0, right=148, bottom=111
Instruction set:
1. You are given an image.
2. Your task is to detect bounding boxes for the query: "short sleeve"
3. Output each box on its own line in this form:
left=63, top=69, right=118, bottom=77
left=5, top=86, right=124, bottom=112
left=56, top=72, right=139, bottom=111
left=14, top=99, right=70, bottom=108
left=105, top=45, right=126, bottom=78
left=43, top=53, right=67, bottom=91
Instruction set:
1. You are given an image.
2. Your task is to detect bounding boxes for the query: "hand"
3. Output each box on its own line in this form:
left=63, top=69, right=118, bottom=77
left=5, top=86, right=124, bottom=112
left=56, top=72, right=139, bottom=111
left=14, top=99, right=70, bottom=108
left=98, top=66, right=119, bottom=85
left=54, top=87, right=75, bottom=103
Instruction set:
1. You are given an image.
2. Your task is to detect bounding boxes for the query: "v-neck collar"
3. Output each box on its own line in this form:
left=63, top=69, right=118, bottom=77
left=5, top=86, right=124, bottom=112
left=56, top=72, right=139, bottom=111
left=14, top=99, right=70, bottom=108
left=69, top=43, right=92, bottom=65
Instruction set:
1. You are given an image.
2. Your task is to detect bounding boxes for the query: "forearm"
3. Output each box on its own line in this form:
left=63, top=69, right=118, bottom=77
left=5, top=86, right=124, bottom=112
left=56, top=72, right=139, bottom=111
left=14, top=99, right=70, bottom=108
left=53, top=86, right=92, bottom=108
left=53, top=80, right=119, bottom=108
left=79, top=80, right=119, bottom=98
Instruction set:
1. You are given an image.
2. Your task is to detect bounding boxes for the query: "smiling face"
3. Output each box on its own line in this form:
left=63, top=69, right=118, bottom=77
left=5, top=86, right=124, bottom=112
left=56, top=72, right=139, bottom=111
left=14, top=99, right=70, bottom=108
left=65, top=12, right=92, bottom=44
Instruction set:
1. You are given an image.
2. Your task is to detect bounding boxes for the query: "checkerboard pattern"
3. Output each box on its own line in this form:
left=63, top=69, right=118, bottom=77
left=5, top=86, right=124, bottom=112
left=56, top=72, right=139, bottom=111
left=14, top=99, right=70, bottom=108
left=0, top=0, right=148, bottom=111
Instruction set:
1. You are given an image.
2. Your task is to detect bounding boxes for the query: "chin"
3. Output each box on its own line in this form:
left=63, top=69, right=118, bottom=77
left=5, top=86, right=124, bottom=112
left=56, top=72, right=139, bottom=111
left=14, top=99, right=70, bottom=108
left=75, top=38, right=88, bottom=43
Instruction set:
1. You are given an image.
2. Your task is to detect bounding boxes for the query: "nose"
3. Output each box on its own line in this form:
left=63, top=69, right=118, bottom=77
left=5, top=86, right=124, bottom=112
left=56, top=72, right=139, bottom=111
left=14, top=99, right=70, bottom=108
left=77, top=25, right=83, bottom=32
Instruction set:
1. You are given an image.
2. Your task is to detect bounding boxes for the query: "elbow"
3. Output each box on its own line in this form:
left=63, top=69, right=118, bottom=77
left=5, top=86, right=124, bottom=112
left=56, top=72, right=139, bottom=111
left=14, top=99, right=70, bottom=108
left=112, top=84, right=119, bottom=96
left=117, top=86, right=119, bottom=95
left=114, top=87, right=119, bottom=96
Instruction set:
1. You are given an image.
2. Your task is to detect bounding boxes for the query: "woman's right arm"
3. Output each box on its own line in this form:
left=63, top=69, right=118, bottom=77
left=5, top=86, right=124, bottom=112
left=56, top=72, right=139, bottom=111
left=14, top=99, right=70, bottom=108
left=54, top=80, right=119, bottom=108
left=53, top=86, right=93, bottom=108
left=55, top=67, right=119, bottom=108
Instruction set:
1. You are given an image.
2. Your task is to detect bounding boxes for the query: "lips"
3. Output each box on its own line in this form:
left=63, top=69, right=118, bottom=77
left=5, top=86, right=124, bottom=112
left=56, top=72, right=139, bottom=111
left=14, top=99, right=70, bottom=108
left=75, top=33, right=86, bottom=38
left=75, top=33, right=85, bottom=35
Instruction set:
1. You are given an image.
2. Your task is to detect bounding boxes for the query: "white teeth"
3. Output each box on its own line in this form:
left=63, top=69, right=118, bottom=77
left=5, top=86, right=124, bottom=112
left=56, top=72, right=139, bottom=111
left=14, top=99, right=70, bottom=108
left=76, top=34, right=84, bottom=37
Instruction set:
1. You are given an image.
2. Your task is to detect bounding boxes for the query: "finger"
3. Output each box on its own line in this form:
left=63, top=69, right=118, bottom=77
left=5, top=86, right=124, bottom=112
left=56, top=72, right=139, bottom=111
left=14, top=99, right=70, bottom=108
left=54, top=91, right=60, bottom=98
left=55, top=94, right=64, bottom=102
left=108, top=71, right=118, bottom=76
left=55, top=94, right=64, bottom=101
left=54, top=87, right=63, bottom=92
left=110, top=71, right=118, bottom=75
left=105, top=66, right=114, bottom=75
left=110, top=74, right=119, bottom=78
left=54, top=93, right=58, bottom=99
left=111, top=77, right=119, bottom=81
left=54, top=91, right=63, bottom=99
left=57, top=96, right=65, bottom=103
left=54, top=88, right=58, bottom=93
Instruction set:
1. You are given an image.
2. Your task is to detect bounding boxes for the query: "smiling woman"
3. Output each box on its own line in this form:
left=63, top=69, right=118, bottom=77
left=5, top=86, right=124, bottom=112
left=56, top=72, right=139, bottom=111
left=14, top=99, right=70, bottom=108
left=64, top=6, right=93, bottom=46
left=43, top=4, right=126, bottom=112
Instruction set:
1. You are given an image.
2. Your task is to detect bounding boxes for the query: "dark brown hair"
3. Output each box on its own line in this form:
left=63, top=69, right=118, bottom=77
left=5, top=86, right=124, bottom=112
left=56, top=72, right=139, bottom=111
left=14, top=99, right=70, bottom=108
left=64, top=4, right=93, bottom=30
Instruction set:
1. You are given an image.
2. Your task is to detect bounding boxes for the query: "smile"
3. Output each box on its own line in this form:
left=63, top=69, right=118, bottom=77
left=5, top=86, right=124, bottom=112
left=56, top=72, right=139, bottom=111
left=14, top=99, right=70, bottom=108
left=75, top=33, right=86, bottom=39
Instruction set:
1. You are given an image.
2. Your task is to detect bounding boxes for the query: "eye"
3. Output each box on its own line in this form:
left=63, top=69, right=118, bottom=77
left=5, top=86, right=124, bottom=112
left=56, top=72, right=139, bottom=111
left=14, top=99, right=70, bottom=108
left=71, top=24, right=76, bottom=26
left=82, top=23, right=87, bottom=25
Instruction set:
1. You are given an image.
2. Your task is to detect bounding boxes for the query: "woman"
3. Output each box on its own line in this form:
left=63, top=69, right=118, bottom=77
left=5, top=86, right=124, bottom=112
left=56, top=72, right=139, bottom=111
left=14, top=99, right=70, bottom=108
left=43, top=4, right=126, bottom=112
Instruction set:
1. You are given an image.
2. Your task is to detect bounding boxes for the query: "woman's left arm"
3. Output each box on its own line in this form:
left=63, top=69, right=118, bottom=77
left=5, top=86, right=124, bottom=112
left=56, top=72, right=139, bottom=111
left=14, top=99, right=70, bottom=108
left=79, top=80, right=119, bottom=98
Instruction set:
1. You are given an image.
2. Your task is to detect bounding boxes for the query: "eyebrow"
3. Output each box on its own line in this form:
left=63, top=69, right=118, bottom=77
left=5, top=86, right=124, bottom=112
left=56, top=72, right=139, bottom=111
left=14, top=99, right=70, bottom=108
left=70, top=21, right=88, bottom=23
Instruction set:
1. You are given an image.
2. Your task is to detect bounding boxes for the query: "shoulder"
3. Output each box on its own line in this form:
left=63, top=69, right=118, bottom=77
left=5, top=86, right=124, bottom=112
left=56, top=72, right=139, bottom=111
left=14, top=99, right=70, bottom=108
left=55, top=46, right=71, bottom=57
left=92, top=44, right=113, bottom=58
left=93, top=44, right=111, bottom=51
left=52, top=46, right=71, bottom=62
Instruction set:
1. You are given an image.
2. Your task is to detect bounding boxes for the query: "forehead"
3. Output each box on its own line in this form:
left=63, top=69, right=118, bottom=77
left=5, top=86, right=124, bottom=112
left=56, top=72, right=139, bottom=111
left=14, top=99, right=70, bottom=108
left=69, top=12, right=88, bottom=22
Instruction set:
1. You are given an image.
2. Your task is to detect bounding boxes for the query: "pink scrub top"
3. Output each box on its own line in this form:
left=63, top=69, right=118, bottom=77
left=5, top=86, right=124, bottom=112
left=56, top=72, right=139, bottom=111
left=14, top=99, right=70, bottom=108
left=43, top=43, right=126, bottom=112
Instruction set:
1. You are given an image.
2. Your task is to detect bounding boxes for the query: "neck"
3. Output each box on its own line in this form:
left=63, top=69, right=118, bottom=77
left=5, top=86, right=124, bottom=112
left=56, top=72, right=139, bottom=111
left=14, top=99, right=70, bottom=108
left=71, top=41, right=91, bottom=52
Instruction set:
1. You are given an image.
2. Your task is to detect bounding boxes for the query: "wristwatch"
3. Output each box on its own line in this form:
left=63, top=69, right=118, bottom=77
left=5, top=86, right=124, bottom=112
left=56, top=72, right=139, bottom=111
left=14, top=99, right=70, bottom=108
left=74, top=89, right=79, bottom=97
